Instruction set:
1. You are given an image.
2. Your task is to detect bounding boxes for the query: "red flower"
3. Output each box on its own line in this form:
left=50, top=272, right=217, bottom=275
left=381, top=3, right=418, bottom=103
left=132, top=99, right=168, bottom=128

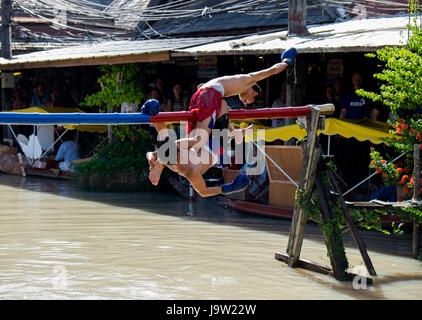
left=396, top=128, right=402, bottom=135
left=416, top=132, right=422, bottom=142
left=381, top=159, right=386, bottom=164
left=410, top=177, right=414, bottom=186
left=410, top=128, right=415, bottom=134
left=370, top=160, right=375, bottom=166
left=403, top=185, right=410, bottom=193
left=400, top=123, right=408, bottom=130
left=375, top=167, right=382, bottom=174
left=382, top=173, right=387, bottom=178
left=399, top=175, right=409, bottom=184
left=396, top=167, right=404, bottom=174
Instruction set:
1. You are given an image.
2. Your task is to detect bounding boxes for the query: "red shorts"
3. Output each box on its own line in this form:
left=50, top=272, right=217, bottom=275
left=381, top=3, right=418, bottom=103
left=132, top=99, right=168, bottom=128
left=187, top=87, right=223, bottom=134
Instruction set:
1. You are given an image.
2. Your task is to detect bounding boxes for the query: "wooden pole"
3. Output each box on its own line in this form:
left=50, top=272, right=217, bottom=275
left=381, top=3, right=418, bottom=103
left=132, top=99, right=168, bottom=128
left=1, top=0, right=12, bottom=60
left=413, top=144, right=421, bottom=259
left=288, top=0, right=309, bottom=35
left=1, top=0, right=12, bottom=142
left=315, top=171, right=349, bottom=280
left=328, top=171, right=377, bottom=275
left=286, top=106, right=321, bottom=267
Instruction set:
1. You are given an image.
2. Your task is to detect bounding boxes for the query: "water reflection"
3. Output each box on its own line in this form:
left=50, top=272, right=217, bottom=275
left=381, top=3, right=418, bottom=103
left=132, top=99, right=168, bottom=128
left=0, top=173, right=421, bottom=300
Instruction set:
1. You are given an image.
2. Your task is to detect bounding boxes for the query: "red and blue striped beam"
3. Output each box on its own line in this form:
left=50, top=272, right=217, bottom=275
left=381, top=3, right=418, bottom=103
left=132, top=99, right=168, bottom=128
left=0, top=104, right=334, bottom=125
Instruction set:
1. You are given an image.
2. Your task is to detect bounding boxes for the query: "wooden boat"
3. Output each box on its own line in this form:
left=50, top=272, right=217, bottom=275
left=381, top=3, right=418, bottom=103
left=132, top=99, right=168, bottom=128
left=24, top=167, right=72, bottom=180
left=219, top=197, right=294, bottom=219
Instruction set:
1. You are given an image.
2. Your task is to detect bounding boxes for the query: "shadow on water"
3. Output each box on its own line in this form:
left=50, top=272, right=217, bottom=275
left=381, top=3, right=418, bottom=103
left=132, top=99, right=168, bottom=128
left=0, top=173, right=417, bottom=259
left=298, top=267, right=422, bottom=300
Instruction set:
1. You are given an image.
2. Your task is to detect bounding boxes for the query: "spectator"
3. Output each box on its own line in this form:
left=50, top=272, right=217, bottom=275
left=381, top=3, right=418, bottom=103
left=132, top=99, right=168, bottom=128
left=333, top=78, right=342, bottom=107
left=271, top=81, right=290, bottom=128
left=370, top=175, right=397, bottom=202
left=225, top=96, right=244, bottom=109
left=339, top=72, right=379, bottom=120
left=11, top=89, right=26, bottom=110
left=54, top=131, right=81, bottom=172
left=30, top=83, right=49, bottom=107
left=46, top=89, right=65, bottom=108
left=166, top=83, right=188, bottom=111
left=67, top=88, right=81, bottom=107
left=324, top=84, right=341, bottom=118
left=149, top=88, right=166, bottom=112
left=154, top=77, right=168, bottom=106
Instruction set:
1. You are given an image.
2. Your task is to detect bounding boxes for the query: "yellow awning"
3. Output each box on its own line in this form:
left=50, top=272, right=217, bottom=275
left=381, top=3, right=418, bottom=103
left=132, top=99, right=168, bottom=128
left=4, top=106, right=107, bottom=133
left=245, top=118, right=397, bottom=145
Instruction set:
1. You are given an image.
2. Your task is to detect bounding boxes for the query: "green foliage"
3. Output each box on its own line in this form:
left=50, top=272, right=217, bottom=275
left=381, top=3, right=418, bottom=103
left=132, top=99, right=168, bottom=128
left=357, top=2, right=422, bottom=227
left=357, top=10, right=422, bottom=120
left=82, top=64, right=147, bottom=111
left=73, top=129, right=154, bottom=191
left=81, top=63, right=156, bottom=141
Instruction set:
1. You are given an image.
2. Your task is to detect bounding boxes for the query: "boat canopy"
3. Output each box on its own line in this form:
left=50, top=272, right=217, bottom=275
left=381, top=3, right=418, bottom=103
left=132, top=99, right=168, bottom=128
left=243, top=118, right=397, bottom=145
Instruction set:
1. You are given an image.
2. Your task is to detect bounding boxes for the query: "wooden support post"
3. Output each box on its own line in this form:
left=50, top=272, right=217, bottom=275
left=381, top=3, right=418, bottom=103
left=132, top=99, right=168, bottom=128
left=1, top=0, right=12, bottom=60
left=315, top=171, right=349, bottom=281
left=328, top=171, right=377, bottom=276
left=288, top=0, right=309, bottom=35
left=285, top=106, right=321, bottom=267
left=413, top=144, right=421, bottom=259
left=1, top=0, right=12, bottom=142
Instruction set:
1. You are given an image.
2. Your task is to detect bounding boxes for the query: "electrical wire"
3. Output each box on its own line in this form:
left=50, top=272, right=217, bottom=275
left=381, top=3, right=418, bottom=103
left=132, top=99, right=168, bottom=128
left=11, top=0, right=417, bottom=44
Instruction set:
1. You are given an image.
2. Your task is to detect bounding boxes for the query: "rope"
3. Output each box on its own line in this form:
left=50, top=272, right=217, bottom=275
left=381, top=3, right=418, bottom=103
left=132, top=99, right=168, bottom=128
left=246, top=132, right=299, bottom=188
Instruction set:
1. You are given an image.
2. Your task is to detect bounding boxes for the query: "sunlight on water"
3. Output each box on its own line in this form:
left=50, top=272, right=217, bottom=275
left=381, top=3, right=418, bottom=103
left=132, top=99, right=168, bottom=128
left=0, top=173, right=421, bottom=299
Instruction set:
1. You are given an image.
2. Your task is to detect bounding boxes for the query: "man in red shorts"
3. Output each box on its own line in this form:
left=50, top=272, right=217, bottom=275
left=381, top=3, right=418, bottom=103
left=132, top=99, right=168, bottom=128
left=146, top=47, right=298, bottom=197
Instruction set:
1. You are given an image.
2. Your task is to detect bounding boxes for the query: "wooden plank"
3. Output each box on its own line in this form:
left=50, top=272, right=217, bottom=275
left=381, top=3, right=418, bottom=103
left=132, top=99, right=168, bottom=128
left=345, top=201, right=422, bottom=209
left=274, top=252, right=373, bottom=285
left=286, top=107, right=321, bottom=267
left=329, top=171, right=377, bottom=276
left=275, top=252, right=332, bottom=275
left=413, top=144, right=421, bottom=259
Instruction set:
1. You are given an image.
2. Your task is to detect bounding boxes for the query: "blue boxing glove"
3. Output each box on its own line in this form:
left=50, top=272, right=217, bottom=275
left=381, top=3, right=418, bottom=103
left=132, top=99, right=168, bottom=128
left=281, top=47, right=297, bottom=66
left=221, top=173, right=250, bottom=195
left=141, top=99, right=160, bottom=116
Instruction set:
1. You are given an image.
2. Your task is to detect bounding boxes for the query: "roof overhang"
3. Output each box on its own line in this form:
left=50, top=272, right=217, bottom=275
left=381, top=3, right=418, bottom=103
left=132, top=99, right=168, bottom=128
left=0, top=37, right=229, bottom=71
left=172, top=15, right=412, bottom=57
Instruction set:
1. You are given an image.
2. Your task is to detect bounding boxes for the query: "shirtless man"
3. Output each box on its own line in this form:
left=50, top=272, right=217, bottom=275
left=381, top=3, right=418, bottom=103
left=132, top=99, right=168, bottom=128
left=146, top=47, right=298, bottom=197
left=146, top=107, right=252, bottom=197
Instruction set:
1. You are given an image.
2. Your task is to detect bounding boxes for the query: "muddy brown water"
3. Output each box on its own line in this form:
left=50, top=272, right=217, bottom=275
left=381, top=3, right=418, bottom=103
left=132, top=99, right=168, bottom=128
left=0, top=173, right=421, bottom=299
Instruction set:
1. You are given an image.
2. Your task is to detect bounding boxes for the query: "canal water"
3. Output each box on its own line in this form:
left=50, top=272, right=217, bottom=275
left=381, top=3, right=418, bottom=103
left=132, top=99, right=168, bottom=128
left=0, top=173, right=421, bottom=300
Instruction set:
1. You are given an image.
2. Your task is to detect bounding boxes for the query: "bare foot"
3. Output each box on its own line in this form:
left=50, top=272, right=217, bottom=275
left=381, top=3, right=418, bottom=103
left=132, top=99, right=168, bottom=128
left=147, top=151, right=165, bottom=185
left=149, top=162, right=164, bottom=186
left=146, top=151, right=157, bottom=170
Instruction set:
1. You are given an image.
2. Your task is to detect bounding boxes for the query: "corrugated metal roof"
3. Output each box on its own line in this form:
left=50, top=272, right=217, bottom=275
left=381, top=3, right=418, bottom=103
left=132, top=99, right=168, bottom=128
left=140, top=0, right=340, bottom=37
left=0, top=36, right=229, bottom=70
left=0, top=14, right=413, bottom=70
left=173, top=14, right=411, bottom=55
